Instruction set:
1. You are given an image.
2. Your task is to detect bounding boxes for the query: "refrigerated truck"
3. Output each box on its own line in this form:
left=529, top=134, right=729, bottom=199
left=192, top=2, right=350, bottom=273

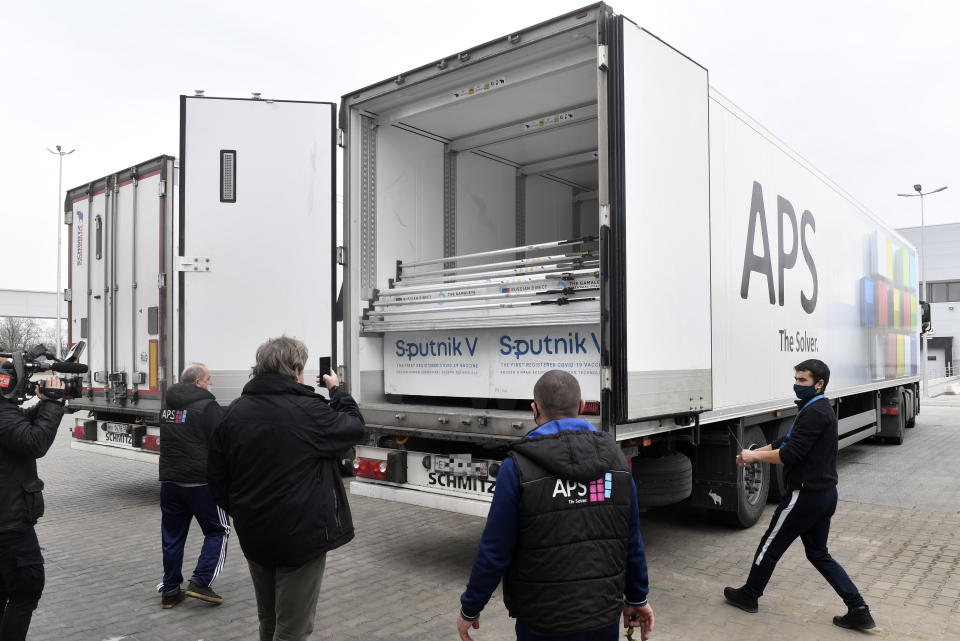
left=66, top=3, right=920, bottom=527
left=65, top=98, right=339, bottom=462
left=337, top=3, right=920, bottom=527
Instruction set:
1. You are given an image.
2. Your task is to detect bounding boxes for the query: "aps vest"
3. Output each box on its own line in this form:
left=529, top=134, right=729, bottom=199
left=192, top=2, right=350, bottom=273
left=503, top=430, right=633, bottom=635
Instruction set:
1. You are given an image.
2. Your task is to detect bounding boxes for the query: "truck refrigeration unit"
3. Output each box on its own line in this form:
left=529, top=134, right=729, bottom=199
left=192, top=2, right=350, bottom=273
left=66, top=4, right=920, bottom=527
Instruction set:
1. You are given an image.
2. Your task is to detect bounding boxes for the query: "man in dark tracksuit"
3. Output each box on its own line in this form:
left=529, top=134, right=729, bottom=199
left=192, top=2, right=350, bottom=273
left=458, top=370, right=654, bottom=641
left=724, top=358, right=875, bottom=630
left=208, top=336, right=365, bottom=641
left=0, top=377, right=65, bottom=641
left=157, top=363, right=229, bottom=608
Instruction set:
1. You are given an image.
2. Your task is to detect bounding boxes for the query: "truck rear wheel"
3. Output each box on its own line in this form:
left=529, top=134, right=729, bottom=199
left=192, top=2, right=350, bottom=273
left=727, top=425, right=770, bottom=527
left=632, top=452, right=692, bottom=508
left=904, top=390, right=916, bottom=428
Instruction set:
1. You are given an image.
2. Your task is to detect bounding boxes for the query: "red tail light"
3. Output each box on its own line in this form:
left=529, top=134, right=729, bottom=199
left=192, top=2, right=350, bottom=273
left=71, top=426, right=87, bottom=440
left=582, top=401, right=600, bottom=415
left=354, top=457, right=388, bottom=480
left=143, top=435, right=161, bottom=451
left=881, top=407, right=899, bottom=416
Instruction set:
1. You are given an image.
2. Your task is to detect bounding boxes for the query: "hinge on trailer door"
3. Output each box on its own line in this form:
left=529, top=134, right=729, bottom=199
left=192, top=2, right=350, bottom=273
left=157, top=273, right=166, bottom=288
left=598, top=45, right=609, bottom=71
left=158, top=180, right=166, bottom=196
left=337, top=128, right=345, bottom=148
left=63, top=289, right=72, bottom=302
left=177, top=256, right=213, bottom=272
left=337, top=246, right=347, bottom=266
left=63, top=211, right=73, bottom=225
left=601, top=366, right=612, bottom=392
left=599, top=203, right=611, bottom=228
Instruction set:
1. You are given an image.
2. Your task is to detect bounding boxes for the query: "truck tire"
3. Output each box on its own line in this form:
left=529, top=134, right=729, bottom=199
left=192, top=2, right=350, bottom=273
left=905, top=391, right=916, bottom=428
left=727, top=425, right=770, bottom=528
left=766, top=420, right=790, bottom=503
left=632, top=452, right=692, bottom=508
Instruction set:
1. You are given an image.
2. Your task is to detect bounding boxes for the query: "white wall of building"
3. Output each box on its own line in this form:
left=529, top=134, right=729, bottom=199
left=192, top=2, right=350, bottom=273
left=898, top=223, right=960, bottom=283
left=0, top=290, right=58, bottom=319
left=898, top=223, right=960, bottom=376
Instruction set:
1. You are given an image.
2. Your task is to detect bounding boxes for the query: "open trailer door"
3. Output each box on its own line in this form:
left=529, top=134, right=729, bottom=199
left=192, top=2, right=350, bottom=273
left=607, top=17, right=712, bottom=426
left=178, top=96, right=337, bottom=402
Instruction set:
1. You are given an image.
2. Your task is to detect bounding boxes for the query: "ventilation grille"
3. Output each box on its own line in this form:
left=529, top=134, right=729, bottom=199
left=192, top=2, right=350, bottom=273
left=220, top=150, right=236, bottom=203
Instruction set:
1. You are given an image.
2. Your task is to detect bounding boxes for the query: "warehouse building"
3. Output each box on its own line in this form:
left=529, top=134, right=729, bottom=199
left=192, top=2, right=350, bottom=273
left=897, top=223, right=960, bottom=378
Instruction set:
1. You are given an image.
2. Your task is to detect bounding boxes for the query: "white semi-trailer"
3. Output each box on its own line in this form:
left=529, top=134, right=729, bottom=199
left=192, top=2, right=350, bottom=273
left=65, top=98, right=338, bottom=462
left=66, top=3, right=920, bottom=527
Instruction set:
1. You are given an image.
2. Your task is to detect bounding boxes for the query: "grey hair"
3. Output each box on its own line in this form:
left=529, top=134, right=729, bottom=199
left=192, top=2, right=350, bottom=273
left=252, top=336, right=308, bottom=379
left=181, top=363, right=208, bottom=384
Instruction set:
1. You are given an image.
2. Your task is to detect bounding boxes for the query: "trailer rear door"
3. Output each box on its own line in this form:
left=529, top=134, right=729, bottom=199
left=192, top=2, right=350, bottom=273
left=66, top=156, right=173, bottom=405
left=608, top=18, right=712, bottom=423
left=178, top=96, right=337, bottom=402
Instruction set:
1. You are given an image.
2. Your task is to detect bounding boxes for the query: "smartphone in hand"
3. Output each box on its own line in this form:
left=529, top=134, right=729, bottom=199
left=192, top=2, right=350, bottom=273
left=318, top=356, right=331, bottom=376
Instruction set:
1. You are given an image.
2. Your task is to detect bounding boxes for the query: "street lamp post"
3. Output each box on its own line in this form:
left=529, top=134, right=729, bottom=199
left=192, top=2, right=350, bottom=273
left=897, top=183, right=948, bottom=398
left=47, top=145, right=75, bottom=357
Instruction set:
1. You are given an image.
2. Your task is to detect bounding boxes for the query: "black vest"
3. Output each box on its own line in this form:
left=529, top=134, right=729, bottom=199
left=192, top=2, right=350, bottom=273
left=503, top=429, right=633, bottom=635
left=159, top=384, right=217, bottom=483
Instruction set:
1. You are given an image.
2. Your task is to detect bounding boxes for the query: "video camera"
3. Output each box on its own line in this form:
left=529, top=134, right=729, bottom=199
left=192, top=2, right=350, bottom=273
left=0, top=341, right=88, bottom=404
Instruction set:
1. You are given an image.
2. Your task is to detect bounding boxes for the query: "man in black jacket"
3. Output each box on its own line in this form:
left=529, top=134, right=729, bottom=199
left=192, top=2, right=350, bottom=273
left=0, top=376, right=65, bottom=641
left=724, top=359, right=875, bottom=630
left=157, top=363, right=229, bottom=609
left=458, top=370, right=653, bottom=641
left=208, top=336, right=364, bottom=641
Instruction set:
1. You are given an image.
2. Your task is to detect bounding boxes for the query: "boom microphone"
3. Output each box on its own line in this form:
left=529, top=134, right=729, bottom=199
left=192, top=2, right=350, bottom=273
left=49, top=362, right=88, bottom=374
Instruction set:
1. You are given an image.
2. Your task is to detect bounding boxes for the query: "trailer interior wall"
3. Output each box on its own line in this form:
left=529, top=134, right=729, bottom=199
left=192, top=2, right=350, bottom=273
left=705, top=90, right=920, bottom=423
left=345, top=14, right=602, bottom=415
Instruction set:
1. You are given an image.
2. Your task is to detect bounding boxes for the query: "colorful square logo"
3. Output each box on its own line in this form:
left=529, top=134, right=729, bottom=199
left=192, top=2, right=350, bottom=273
left=589, top=472, right=613, bottom=502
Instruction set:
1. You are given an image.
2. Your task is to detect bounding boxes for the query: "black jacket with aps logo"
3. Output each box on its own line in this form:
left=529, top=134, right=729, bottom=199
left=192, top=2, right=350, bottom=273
left=159, top=382, right=222, bottom=483
left=503, top=428, right=633, bottom=635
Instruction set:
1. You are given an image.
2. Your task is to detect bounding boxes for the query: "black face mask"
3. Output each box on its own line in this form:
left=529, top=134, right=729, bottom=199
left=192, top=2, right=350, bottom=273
left=793, top=384, right=820, bottom=402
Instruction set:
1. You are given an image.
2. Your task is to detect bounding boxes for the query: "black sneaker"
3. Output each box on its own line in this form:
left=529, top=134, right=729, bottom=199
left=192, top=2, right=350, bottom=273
left=833, top=606, right=876, bottom=630
left=723, top=586, right=759, bottom=613
left=161, top=586, right=185, bottom=609
left=185, top=579, right=223, bottom=604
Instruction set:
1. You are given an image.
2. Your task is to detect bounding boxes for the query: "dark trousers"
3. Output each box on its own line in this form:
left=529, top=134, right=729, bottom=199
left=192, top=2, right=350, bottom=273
left=745, top=485, right=865, bottom=608
left=160, top=483, right=230, bottom=591
left=516, top=620, right=619, bottom=641
left=247, top=554, right=326, bottom=641
left=0, top=529, right=44, bottom=641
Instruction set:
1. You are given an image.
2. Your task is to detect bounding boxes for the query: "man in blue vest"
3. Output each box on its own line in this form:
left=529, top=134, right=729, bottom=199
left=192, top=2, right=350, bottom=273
left=457, top=370, right=654, bottom=641
left=157, top=363, right=229, bottom=609
left=724, top=359, right=875, bottom=630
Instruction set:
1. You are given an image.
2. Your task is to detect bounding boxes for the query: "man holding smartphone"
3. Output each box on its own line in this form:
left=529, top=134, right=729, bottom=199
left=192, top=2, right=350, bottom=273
left=208, top=337, right=364, bottom=641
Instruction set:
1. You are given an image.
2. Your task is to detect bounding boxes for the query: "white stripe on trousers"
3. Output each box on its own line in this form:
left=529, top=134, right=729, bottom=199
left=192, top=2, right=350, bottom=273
left=755, top=489, right=800, bottom=565
left=211, top=506, right=231, bottom=582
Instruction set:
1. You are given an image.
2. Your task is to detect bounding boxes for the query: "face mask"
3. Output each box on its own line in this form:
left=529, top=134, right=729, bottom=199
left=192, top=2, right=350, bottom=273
left=794, top=384, right=819, bottom=401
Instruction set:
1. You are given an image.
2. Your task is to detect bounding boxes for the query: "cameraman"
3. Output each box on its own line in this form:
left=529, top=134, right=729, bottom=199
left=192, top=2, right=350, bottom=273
left=0, top=375, right=65, bottom=641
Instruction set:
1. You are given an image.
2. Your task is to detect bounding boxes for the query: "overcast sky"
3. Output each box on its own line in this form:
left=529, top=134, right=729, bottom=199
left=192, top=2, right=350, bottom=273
left=2, top=0, right=956, bottom=293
